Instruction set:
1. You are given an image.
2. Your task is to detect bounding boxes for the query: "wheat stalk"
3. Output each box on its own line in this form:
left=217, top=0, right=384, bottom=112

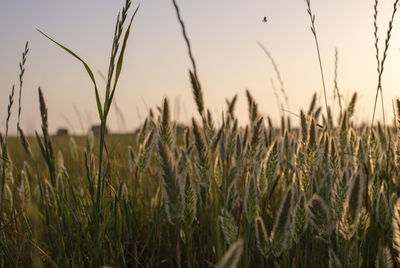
left=371, top=0, right=400, bottom=128
left=304, top=0, right=329, bottom=120
left=16, top=41, right=29, bottom=136
left=216, top=238, right=244, bottom=268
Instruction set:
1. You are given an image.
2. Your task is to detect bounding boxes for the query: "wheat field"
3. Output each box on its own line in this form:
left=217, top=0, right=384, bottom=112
left=2, top=0, right=400, bottom=267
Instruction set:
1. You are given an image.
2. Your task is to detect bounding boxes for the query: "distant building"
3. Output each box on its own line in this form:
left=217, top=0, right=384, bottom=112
left=56, top=128, right=69, bottom=136
left=91, top=125, right=108, bottom=135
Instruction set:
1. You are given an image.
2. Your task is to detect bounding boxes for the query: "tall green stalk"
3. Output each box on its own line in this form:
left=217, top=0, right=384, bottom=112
left=38, top=0, right=139, bottom=227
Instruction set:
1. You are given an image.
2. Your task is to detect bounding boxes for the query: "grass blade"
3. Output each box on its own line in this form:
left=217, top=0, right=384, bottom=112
left=36, top=28, right=103, bottom=120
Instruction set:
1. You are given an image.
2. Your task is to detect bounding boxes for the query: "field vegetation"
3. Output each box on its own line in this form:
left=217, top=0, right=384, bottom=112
left=2, top=0, right=400, bottom=267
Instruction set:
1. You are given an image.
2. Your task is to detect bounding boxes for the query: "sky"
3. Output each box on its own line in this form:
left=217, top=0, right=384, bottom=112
left=1, top=0, right=400, bottom=135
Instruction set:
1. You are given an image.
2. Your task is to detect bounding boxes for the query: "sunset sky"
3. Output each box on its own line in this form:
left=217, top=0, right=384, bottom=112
left=1, top=0, right=400, bottom=135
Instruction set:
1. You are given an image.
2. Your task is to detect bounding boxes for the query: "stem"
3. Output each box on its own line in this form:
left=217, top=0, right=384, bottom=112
left=313, top=29, right=328, bottom=120
left=371, top=0, right=399, bottom=128
left=211, top=168, right=223, bottom=262
left=305, top=0, right=329, bottom=121
left=0, top=87, right=14, bottom=226
left=333, top=48, right=342, bottom=118
left=95, top=119, right=106, bottom=237
left=17, top=42, right=29, bottom=138
left=171, top=0, right=198, bottom=79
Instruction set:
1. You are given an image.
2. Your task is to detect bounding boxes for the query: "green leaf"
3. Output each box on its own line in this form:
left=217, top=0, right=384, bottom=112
left=36, top=28, right=103, bottom=121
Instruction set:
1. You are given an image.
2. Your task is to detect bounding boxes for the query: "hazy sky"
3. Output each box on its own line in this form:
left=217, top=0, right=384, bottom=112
left=1, top=0, right=400, bottom=135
